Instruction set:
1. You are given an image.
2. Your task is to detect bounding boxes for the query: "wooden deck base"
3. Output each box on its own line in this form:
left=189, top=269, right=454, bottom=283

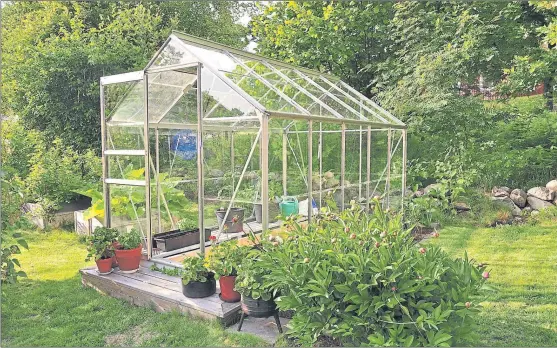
left=80, top=262, right=241, bottom=325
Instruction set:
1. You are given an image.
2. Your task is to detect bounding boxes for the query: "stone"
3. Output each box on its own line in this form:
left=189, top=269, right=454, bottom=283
left=491, top=186, right=511, bottom=197
left=546, top=180, right=557, bottom=192
left=523, top=206, right=533, bottom=214
left=424, top=183, right=443, bottom=195
left=526, top=196, right=553, bottom=211
left=531, top=210, right=540, bottom=216
left=454, top=202, right=471, bottom=211
left=491, top=196, right=522, bottom=216
left=414, top=189, right=425, bottom=198
left=208, top=169, right=224, bottom=178
left=527, top=187, right=555, bottom=201
left=509, top=189, right=527, bottom=208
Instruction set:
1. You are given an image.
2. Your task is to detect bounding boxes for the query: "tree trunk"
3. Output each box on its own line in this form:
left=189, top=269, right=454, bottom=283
left=543, top=77, right=553, bottom=111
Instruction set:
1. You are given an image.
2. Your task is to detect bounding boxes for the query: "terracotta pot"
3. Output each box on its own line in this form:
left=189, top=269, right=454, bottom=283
left=219, top=275, right=241, bottom=303
left=114, top=245, right=141, bottom=273
left=95, top=257, right=113, bottom=274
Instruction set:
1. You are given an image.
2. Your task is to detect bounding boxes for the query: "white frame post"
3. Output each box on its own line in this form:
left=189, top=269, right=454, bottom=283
left=386, top=128, right=392, bottom=209
left=402, top=129, right=408, bottom=214
left=282, top=131, right=288, bottom=196
left=307, top=120, right=313, bottom=222
left=340, top=123, right=346, bottom=211
left=261, top=113, right=270, bottom=231
left=143, top=73, right=153, bottom=259
left=366, top=126, right=371, bottom=211
left=197, top=64, right=206, bottom=254
left=100, top=83, right=111, bottom=227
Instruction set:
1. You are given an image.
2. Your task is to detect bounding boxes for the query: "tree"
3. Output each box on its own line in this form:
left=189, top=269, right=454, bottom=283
left=498, top=2, right=557, bottom=110
left=250, top=1, right=393, bottom=94
left=1, top=1, right=249, bottom=153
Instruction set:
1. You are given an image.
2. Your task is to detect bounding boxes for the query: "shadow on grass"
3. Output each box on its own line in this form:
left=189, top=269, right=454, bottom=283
left=1, top=276, right=264, bottom=347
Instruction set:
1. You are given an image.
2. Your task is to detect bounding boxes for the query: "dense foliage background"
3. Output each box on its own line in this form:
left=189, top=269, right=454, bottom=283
left=1, top=0, right=557, bottom=224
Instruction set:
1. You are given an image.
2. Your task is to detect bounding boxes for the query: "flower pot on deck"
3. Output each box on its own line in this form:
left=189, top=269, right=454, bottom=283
left=215, top=208, right=244, bottom=233
left=219, top=275, right=240, bottom=303
left=114, top=245, right=141, bottom=273
left=95, top=257, right=113, bottom=274
left=182, top=273, right=216, bottom=298
left=240, top=294, right=277, bottom=317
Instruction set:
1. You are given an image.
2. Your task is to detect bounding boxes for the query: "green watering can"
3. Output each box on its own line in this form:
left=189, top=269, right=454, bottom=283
left=279, top=196, right=299, bottom=217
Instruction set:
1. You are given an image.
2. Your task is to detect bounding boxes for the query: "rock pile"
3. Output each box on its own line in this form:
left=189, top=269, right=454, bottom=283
left=491, top=180, right=557, bottom=216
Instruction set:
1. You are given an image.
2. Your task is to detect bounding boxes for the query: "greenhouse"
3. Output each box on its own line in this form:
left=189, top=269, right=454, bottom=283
left=100, top=31, right=407, bottom=262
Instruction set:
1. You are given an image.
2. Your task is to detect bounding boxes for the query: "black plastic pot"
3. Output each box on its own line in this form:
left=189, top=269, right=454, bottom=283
left=182, top=273, right=216, bottom=298
left=154, top=228, right=211, bottom=252
left=215, top=207, right=245, bottom=233
left=240, top=294, right=277, bottom=317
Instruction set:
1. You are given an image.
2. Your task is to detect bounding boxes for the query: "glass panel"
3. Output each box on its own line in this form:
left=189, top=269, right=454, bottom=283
left=200, top=67, right=260, bottom=118
left=108, top=185, right=148, bottom=241
left=370, top=129, right=389, bottom=206
left=283, top=120, right=309, bottom=217
left=106, top=124, right=144, bottom=150
left=147, top=70, right=198, bottom=123
left=320, top=123, right=343, bottom=209
left=387, top=130, right=404, bottom=210
left=151, top=36, right=198, bottom=68
left=333, top=80, right=397, bottom=124
left=108, top=156, right=146, bottom=181
left=105, top=80, right=144, bottom=124
left=344, top=125, right=365, bottom=206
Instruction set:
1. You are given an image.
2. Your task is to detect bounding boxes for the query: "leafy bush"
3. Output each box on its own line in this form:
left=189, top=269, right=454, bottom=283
left=177, top=218, right=197, bottom=231
left=234, top=245, right=274, bottom=301
left=117, top=228, right=142, bottom=250
left=85, top=227, right=118, bottom=261
left=181, top=254, right=212, bottom=285
left=1, top=230, right=28, bottom=285
left=207, top=240, right=249, bottom=278
left=258, top=200, right=489, bottom=346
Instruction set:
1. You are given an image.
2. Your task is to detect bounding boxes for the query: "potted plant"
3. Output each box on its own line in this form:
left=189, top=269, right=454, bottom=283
left=207, top=241, right=248, bottom=303
left=85, top=227, right=119, bottom=275
left=234, top=254, right=277, bottom=318
left=215, top=207, right=244, bottom=233
left=114, top=228, right=142, bottom=273
left=153, top=218, right=211, bottom=252
left=181, top=254, right=216, bottom=298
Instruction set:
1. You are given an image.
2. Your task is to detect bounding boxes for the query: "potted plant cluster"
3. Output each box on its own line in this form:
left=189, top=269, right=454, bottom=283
left=207, top=240, right=248, bottom=303
left=181, top=254, right=216, bottom=298
left=114, top=228, right=142, bottom=273
left=85, top=227, right=119, bottom=275
left=215, top=207, right=245, bottom=233
left=153, top=218, right=211, bottom=252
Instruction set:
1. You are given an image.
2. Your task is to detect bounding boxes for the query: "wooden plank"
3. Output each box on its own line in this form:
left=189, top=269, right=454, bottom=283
left=81, top=269, right=226, bottom=317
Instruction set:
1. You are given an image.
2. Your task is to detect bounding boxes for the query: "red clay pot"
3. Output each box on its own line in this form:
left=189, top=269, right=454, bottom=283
left=114, top=245, right=141, bottom=273
left=95, top=257, right=113, bottom=274
left=219, top=275, right=241, bottom=303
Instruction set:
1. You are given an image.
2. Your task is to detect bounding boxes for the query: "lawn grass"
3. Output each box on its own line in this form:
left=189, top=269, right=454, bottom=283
left=0, top=229, right=266, bottom=347
left=427, top=223, right=557, bottom=346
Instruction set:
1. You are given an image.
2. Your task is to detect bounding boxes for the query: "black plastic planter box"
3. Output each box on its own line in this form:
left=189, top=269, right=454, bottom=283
left=153, top=228, right=212, bottom=252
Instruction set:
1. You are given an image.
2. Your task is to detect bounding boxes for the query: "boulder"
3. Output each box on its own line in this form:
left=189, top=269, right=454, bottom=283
left=523, top=206, right=533, bottom=214
left=424, top=183, right=443, bottom=195
left=491, top=186, right=511, bottom=197
left=491, top=196, right=522, bottom=216
left=531, top=210, right=540, bottom=216
left=454, top=202, right=471, bottom=212
left=546, top=180, right=557, bottom=192
left=527, top=187, right=555, bottom=201
left=509, top=189, right=527, bottom=208
left=526, top=196, right=553, bottom=211
left=414, top=189, right=425, bottom=198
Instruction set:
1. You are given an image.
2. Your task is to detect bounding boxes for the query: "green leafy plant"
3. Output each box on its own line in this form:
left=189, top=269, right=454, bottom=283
left=85, top=227, right=118, bottom=261
left=117, top=228, right=142, bottom=250
left=207, top=240, right=249, bottom=279
left=257, top=198, right=490, bottom=346
left=1, top=230, right=28, bottom=284
left=177, top=218, right=197, bottom=231
left=234, top=246, right=274, bottom=301
left=181, top=254, right=212, bottom=285
left=150, top=264, right=183, bottom=277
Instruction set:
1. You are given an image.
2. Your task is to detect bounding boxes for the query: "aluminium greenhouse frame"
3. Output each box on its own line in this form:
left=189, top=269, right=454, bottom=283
left=99, top=32, right=407, bottom=261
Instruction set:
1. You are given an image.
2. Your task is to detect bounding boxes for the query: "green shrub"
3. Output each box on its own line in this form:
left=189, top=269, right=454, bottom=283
left=181, top=254, right=212, bottom=285
left=234, top=245, right=274, bottom=301
left=1, top=230, right=28, bottom=285
left=117, top=228, right=142, bottom=250
left=85, top=227, right=118, bottom=261
left=207, top=240, right=249, bottom=278
left=258, top=200, right=489, bottom=346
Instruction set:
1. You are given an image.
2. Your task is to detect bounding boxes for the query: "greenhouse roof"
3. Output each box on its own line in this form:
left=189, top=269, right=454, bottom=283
left=103, top=32, right=405, bottom=129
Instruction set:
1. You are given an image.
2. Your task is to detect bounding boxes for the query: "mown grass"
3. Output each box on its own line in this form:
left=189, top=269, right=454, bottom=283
left=0, top=229, right=266, bottom=347
left=427, top=224, right=557, bottom=346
